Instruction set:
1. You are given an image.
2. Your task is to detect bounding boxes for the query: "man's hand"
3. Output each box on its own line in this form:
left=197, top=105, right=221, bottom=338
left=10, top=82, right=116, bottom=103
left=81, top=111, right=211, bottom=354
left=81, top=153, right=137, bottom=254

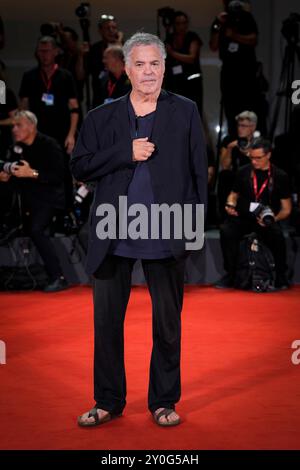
left=132, top=138, right=155, bottom=162
left=0, top=171, right=10, bottom=182
left=65, top=134, right=75, bottom=155
left=11, top=160, right=35, bottom=178
left=256, top=215, right=266, bottom=227
left=217, top=12, right=228, bottom=24
left=228, top=140, right=238, bottom=150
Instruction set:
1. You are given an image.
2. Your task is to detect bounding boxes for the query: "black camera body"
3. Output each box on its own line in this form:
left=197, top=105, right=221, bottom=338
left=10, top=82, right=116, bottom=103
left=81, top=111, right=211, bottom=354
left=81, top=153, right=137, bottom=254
left=237, top=137, right=252, bottom=151
left=226, top=0, right=247, bottom=28
left=75, top=2, right=90, bottom=19
left=252, top=204, right=275, bottom=226
left=228, top=0, right=245, bottom=14
left=157, top=7, right=175, bottom=28
left=281, top=12, right=300, bottom=45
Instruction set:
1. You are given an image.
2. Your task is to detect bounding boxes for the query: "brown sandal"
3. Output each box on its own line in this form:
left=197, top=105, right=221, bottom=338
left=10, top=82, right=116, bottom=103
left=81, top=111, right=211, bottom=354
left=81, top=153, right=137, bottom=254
left=77, top=407, right=122, bottom=427
left=152, top=408, right=181, bottom=427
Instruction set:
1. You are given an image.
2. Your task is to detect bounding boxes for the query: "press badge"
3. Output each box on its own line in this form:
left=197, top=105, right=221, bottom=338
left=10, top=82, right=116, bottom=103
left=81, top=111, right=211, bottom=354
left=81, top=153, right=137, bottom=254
left=228, top=42, right=239, bottom=53
left=104, top=98, right=114, bottom=104
left=250, top=202, right=260, bottom=213
left=172, top=65, right=183, bottom=75
left=42, top=93, right=54, bottom=106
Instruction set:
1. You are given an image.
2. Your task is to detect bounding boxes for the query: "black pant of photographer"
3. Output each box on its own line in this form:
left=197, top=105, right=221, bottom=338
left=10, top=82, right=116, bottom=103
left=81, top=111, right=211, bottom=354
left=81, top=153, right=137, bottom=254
left=26, top=204, right=64, bottom=282
left=220, top=217, right=287, bottom=285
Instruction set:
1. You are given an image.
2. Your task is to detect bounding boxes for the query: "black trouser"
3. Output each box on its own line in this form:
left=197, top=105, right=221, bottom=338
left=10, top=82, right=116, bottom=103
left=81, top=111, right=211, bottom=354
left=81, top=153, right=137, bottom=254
left=221, top=67, right=265, bottom=137
left=220, top=216, right=287, bottom=280
left=26, top=204, right=63, bottom=281
left=92, top=255, right=185, bottom=414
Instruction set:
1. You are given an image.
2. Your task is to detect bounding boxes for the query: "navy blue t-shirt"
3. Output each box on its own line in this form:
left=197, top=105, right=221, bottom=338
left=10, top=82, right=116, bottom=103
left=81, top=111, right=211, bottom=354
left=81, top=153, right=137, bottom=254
left=110, top=99, right=172, bottom=259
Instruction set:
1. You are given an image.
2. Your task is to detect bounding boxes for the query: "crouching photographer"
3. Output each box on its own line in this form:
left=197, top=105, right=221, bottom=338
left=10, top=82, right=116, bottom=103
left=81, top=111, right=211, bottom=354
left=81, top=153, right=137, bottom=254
left=216, top=137, right=292, bottom=290
left=4, top=110, right=68, bottom=292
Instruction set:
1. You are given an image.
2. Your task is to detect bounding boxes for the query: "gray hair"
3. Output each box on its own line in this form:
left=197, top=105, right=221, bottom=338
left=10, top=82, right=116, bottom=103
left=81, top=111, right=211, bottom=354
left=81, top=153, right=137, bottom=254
left=37, top=36, right=58, bottom=48
left=105, top=45, right=125, bottom=62
left=14, top=110, right=38, bottom=127
left=235, top=110, right=258, bottom=124
left=123, top=32, right=166, bottom=65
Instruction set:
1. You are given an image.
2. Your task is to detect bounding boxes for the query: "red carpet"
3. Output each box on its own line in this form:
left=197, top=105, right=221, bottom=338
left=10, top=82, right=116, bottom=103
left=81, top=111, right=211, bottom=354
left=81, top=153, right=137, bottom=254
left=0, top=286, right=300, bottom=450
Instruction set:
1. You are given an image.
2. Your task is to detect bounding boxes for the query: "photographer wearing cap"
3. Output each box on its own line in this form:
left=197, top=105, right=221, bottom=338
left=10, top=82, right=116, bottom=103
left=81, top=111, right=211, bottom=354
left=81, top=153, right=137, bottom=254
left=209, top=1, right=266, bottom=135
left=7, top=111, right=68, bottom=292
left=216, top=137, right=292, bottom=289
left=218, top=110, right=258, bottom=220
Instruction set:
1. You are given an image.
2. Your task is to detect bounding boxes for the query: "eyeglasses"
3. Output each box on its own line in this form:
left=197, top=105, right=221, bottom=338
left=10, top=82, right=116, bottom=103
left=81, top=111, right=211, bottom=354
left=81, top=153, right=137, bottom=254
left=238, top=123, right=253, bottom=128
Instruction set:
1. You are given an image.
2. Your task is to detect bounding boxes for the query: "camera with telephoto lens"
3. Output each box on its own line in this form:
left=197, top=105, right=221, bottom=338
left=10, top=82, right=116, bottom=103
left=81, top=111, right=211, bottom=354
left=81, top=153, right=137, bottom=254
left=40, top=22, right=60, bottom=37
left=228, top=0, right=245, bottom=14
left=281, top=12, right=300, bottom=45
left=237, top=137, right=252, bottom=151
left=157, top=7, right=176, bottom=28
left=226, top=0, right=247, bottom=27
left=252, top=204, right=275, bottom=226
left=0, top=145, right=24, bottom=174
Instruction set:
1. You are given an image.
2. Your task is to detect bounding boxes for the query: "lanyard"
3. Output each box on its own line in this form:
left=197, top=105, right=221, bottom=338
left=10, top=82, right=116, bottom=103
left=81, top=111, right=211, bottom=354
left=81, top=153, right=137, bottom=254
left=107, top=79, right=117, bottom=97
left=252, top=165, right=271, bottom=202
left=41, top=64, right=58, bottom=93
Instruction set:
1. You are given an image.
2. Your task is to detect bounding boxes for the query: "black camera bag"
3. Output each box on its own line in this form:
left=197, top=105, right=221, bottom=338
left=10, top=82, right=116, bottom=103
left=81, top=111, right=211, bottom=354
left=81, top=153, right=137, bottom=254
left=234, top=232, right=276, bottom=292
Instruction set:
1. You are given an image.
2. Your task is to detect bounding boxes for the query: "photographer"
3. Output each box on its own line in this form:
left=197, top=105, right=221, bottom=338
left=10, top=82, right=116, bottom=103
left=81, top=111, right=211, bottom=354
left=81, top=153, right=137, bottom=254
left=216, top=138, right=292, bottom=290
left=7, top=111, right=68, bottom=292
left=218, top=110, right=257, bottom=220
left=165, top=11, right=203, bottom=115
left=19, top=36, right=79, bottom=154
left=19, top=36, right=80, bottom=210
left=58, top=25, right=89, bottom=105
left=209, top=1, right=265, bottom=135
left=88, top=15, right=124, bottom=107
left=92, top=45, right=131, bottom=107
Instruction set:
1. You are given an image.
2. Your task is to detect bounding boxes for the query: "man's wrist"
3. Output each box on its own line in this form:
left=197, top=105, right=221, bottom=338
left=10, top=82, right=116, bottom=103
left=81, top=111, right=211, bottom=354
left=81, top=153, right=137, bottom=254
left=212, top=18, right=222, bottom=32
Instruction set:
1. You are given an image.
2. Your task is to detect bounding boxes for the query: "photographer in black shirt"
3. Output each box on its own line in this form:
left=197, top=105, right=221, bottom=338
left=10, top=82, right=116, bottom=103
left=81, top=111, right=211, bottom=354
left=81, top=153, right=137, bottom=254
left=216, top=138, right=292, bottom=290
left=165, top=11, right=203, bottom=115
left=7, top=111, right=68, bottom=292
left=209, top=1, right=266, bottom=135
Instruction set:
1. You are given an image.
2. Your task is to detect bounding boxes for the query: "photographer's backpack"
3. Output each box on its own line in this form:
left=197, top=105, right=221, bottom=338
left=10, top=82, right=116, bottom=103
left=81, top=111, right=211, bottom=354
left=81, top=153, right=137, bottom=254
left=234, top=233, right=276, bottom=293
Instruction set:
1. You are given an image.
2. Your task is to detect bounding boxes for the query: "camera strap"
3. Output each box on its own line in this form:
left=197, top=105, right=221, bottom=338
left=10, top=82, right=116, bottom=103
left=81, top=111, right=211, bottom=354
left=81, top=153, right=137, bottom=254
left=252, top=164, right=272, bottom=202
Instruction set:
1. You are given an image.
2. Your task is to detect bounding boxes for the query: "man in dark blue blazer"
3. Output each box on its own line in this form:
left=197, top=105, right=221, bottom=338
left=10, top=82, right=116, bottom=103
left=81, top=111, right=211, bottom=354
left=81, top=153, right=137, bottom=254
left=71, top=32, right=207, bottom=427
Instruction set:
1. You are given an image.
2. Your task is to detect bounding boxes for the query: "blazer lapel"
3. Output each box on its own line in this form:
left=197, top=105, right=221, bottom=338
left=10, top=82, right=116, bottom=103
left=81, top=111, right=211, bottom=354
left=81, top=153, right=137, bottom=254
left=113, top=93, right=131, bottom=139
left=114, top=90, right=175, bottom=145
left=151, top=90, right=176, bottom=148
